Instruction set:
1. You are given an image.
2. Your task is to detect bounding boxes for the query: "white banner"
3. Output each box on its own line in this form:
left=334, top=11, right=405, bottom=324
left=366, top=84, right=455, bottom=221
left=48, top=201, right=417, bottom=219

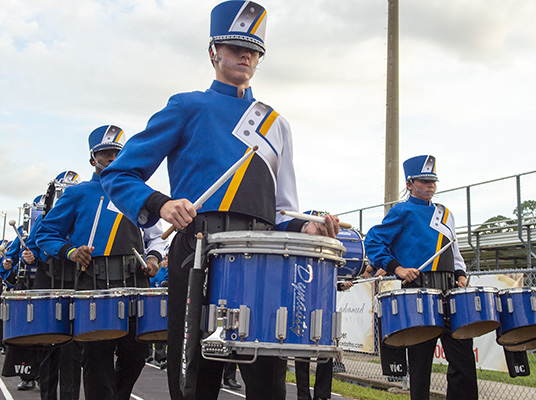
left=337, top=282, right=375, bottom=353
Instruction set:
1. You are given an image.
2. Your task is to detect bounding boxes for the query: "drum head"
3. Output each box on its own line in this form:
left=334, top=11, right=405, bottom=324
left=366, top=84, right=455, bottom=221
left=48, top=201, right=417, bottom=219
left=451, top=321, right=500, bottom=340
left=383, top=326, right=444, bottom=348
left=5, top=333, right=72, bottom=347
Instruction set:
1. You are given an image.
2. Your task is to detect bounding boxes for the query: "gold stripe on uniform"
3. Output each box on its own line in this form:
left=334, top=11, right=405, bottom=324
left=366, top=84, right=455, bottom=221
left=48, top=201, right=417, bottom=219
left=218, top=151, right=255, bottom=211
left=104, top=214, right=123, bottom=256
left=259, top=110, right=279, bottom=136
left=431, top=207, right=450, bottom=271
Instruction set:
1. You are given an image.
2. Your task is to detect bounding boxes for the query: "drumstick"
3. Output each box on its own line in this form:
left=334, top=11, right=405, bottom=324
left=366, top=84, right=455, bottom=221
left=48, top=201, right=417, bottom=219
left=161, top=145, right=259, bottom=240
left=401, top=238, right=456, bottom=285
left=338, top=275, right=384, bottom=286
left=132, top=247, right=148, bottom=270
left=279, top=210, right=352, bottom=229
left=9, top=220, right=28, bottom=249
left=82, top=196, right=104, bottom=272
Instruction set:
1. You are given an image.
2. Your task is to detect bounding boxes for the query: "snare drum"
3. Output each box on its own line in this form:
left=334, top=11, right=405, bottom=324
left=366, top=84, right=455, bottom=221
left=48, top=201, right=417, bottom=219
left=1, top=289, right=73, bottom=346
left=446, top=287, right=500, bottom=339
left=496, top=287, right=536, bottom=345
left=336, top=228, right=366, bottom=279
left=72, top=288, right=134, bottom=342
left=203, top=231, right=346, bottom=359
left=136, top=288, right=168, bottom=342
left=377, top=288, right=444, bottom=347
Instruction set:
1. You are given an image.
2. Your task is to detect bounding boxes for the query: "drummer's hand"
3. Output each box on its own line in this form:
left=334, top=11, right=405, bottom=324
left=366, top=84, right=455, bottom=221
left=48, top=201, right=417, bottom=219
left=303, top=214, right=340, bottom=238
left=395, top=266, right=419, bottom=282
left=160, top=199, right=197, bottom=230
left=70, top=246, right=93, bottom=267
left=22, top=249, right=36, bottom=265
left=144, top=256, right=159, bottom=278
left=339, top=280, right=354, bottom=291
left=2, top=258, right=13, bottom=270
left=457, top=275, right=468, bottom=288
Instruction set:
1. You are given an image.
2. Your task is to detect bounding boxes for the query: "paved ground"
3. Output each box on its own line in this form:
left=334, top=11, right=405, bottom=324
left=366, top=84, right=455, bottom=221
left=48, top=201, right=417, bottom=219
left=0, top=352, right=352, bottom=400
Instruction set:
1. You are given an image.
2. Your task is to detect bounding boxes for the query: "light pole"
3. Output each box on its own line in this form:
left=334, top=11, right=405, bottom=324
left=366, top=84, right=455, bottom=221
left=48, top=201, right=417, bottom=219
left=1, top=211, right=6, bottom=242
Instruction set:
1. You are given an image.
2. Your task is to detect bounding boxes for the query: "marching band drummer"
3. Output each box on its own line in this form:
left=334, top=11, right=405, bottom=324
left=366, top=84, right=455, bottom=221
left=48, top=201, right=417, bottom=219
left=23, top=180, right=83, bottom=400
left=100, top=2, right=339, bottom=399
left=364, top=155, right=477, bottom=400
left=35, top=125, right=166, bottom=400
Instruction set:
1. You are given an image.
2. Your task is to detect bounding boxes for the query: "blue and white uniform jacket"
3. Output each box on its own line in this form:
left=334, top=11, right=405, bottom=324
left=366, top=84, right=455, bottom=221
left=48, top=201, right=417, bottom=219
left=101, top=80, right=301, bottom=231
left=36, top=174, right=165, bottom=262
left=364, top=196, right=466, bottom=280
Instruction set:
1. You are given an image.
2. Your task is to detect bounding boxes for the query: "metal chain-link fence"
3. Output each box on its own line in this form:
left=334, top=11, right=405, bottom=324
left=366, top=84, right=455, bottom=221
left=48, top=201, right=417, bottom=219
left=332, top=171, right=536, bottom=399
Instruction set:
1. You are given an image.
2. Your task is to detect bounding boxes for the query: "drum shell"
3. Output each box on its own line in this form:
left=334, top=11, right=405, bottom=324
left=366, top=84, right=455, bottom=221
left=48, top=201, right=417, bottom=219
left=1, top=289, right=73, bottom=346
left=378, top=288, right=444, bottom=347
left=72, top=289, right=134, bottom=342
left=136, top=288, right=168, bottom=342
left=336, top=228, right=365, bottom=279
left=207, top=231, right=345, bottom=355
left=497, top=287, right=536, bottom=345
left=447, top=287, right=500, bottom=339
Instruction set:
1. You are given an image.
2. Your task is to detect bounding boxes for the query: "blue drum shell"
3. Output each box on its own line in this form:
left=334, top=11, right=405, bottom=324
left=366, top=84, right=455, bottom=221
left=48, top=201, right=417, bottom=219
left=2, top=289, right=73, bottom=346
left=447, top=287, right=500, bottom=339
left=72, top=289, right=133, bottom=342
left=497, top=287, right=536, bottom=345
left=136, top=288, right=168, bottom=342
left=208, top=252, right=337, bottom=347
left=378, top=288, right=444, bottom=347
left=336, top=228, right=365, bottom=279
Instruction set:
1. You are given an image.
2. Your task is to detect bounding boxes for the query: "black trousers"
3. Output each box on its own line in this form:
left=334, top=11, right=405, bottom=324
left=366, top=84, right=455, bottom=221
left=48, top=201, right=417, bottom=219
left=295, top=359, right=333, bottom=400
left=76, top=271, right=150, bottom=400
left=167, top=216, right=286, bottom=400
left=81, top=317, right=148, bottom=400
left=407, top=332, right=478, bottom=400
left=39, top=342, right=82, bottom=400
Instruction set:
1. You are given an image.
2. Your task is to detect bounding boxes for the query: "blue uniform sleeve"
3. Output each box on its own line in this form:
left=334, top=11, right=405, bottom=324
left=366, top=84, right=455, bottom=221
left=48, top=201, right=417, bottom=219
left=101, top=97, right=185, bottom=228
left=364, top=207, right=404, bottom=274
left=35, top=190, right=78, bottom=260
left=5, top=233, right=21, bottom=265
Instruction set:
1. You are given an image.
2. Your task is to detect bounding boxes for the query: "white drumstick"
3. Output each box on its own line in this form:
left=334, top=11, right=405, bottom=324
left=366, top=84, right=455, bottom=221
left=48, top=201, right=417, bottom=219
left=9, top=220, right=28, bottom=249
left=401, top=238, right=456, bottom=284
left=88, top=196, right=104, bottom=249
left=161, top=145, right=259, bottom=240
left=339, top=275, right=384, bottom=286
left=81, top=196, right=104, bottom=272
left=132, top=247, right=148, bottom=270
left=279, top=210, right=352, bottom=229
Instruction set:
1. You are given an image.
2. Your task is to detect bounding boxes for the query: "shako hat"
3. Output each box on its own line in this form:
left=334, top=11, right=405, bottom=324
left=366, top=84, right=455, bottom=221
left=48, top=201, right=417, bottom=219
left=209, top=1, right=267, bottom=55
left=88, top=125, right=125, bottom=155
left=403, top=155, right=438, bottom=182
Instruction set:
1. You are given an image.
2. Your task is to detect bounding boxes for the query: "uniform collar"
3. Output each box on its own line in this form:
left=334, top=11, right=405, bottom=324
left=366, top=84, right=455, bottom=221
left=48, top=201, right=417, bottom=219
left=91, top=173, right=101, bottom=182
left=408, top=195, right=433, bottom=207
left=210, top=80, right=254, bottom=101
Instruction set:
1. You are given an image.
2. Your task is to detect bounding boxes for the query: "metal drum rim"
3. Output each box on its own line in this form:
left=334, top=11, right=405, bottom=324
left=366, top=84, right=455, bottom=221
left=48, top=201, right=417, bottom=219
left=1, top=289, right=75, bottom=300
left=72, top=288, right=136, bottom=298
left=377, top=288, right=443, bottom=299
left=446, top=286, right=499, bottom=295
left=136, top=288, right=168, bottom=295
left=498, top=286, right=536, bottom=296
left=207, top=231, right=346, bottom=263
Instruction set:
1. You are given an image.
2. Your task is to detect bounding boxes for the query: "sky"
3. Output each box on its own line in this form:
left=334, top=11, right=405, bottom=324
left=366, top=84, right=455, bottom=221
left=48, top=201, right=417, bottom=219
left=1, top=0, right=535, bottom=242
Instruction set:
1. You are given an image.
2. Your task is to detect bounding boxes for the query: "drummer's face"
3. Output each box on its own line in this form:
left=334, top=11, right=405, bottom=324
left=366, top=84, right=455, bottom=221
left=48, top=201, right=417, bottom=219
left=212, top=44, right=260, bottom=89
left=93, top=149, right=120, bottom=172
left=408, top=179, right=436, bottom=201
